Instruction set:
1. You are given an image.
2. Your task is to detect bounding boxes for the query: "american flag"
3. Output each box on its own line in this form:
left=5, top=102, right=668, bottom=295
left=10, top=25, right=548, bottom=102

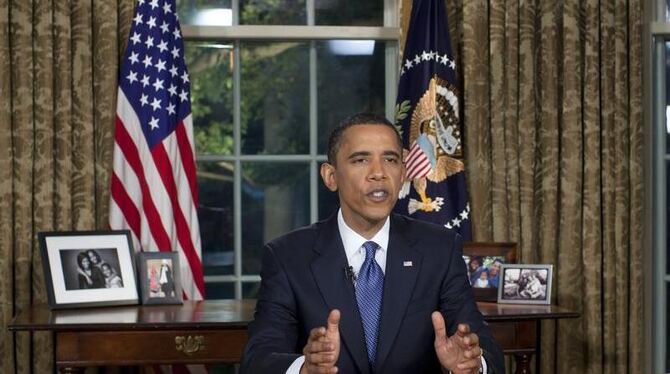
left=110, top=0, right=204, bottom=301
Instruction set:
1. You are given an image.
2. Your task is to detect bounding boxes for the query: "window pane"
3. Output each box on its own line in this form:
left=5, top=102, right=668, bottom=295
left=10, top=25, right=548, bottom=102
left=242, top=162, right=311, bottom=274
left=317, top=40, right=387, bottom=153
left=177, top=0, right=233, bottom=26
left=315, top=0, right=383, bottom=26
left=186, top=41, right=235, bottom=156
left=240, top=0, right=307, bottom=25
left=243, top=282, right=260, bottom=299
left=198, top=161, right=235, bottom=276
left=205, top=282, right=235, bottom=299
left=318, top=180, right=339, bottom=220
left=241, top=42, right=310, bottom=154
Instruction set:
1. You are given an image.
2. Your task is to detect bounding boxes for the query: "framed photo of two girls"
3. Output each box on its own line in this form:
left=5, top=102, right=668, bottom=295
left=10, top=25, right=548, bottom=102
left=39, top=230, right=182, bottom=309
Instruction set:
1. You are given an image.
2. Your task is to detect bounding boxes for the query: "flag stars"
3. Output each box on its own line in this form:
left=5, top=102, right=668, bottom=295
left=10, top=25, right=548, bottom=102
left=149, top=116, right=160, bottom=130
left=171, top=46, right=180, bottom=59
left=155, top=59, right=166, bottom=72
left=128, top=51, right=139, bottom=64
left=140, top=94, right=149, bottom=106
left=144, top=36, right=154, bottom=49
left=142, top=55, right=153, bottom=68
left=152, top=77, right=164, bottom=91
left=166, top=102, right=176, bottom=115
left=163, top=2, right=172, bottom=13
left=413, top=55, right=421, bottom=64
left=157, top=40, right=168, bottom=53
left=147, top=16, right=157, bottom=29
left=173, top=27, right=181, bottom=40
left=460, top=210, right=469, bottom=220
left=169, top=65, right=179, bottom=77
left=180, top=71, right=189, bottom=84
left=451, top=217, right=462, bottom=228
left=126, top=70, right=138, bottom=84
left=149, top=0, right=159, bottom=10
left=421, top=51, right=432, bottom=61
left=150, top=97, right=162, bottom=111
left=404, top=59, right=413, bottom=69
left=449, top=60, right=456, bottom=69
left=133, top=12, right=143, bottom=25
left=160, top=21, right=170, bottom=33
left=130, top=32, right=141, bottom=45
left=179, top=89, right=189, bottom=102
left=168, top=84, right=177, bottom=96
left=141, top=75, right=150, bottom=87
left=440, top=54, right=449, bottom=65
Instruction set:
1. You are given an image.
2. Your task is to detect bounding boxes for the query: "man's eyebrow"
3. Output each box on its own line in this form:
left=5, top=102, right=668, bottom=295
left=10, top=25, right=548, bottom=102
left=382, top=150, right=401, bottom=158
left=347, top=151, right=371, bottom=159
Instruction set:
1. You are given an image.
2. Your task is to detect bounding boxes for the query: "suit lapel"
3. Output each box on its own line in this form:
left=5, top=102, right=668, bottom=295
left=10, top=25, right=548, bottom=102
left=375, top=215, right=421, bottom=369
left=310, top=215, right=370, bottom=374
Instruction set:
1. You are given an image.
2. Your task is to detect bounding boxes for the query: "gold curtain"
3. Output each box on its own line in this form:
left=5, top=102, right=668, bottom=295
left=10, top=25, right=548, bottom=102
left=0, top=0, right=134, bottom=372
left=401, top=0, right=644, bottom=373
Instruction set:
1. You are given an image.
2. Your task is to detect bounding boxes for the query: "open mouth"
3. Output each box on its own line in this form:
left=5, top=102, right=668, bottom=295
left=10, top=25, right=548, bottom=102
left=367, top=189, right=389, bottom=201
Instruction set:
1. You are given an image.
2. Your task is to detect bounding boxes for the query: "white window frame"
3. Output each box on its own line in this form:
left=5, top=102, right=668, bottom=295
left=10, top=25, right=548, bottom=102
left=183, top=0, right=400, bottom=299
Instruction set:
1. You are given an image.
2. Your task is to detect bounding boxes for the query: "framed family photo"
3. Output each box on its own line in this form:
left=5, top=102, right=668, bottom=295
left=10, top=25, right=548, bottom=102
left=138, top=251, right=182, bottom=305
left=462, top=242, right=517, bottom=302
left=38, top=230, right=139, bottom=309
left=497, top=264, right=553, bottom=304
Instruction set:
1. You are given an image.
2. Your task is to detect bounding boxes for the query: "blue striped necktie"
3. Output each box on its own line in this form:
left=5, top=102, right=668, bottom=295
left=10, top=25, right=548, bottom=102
left=355, top=241, right=384, bottom=364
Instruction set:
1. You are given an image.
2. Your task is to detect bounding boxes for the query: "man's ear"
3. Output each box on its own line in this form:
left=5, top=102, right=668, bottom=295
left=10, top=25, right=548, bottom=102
left=320, top=162, right=338, bottom=192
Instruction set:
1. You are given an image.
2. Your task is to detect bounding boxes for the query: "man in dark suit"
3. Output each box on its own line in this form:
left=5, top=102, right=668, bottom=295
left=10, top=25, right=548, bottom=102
left=242, top=113, right=504, bottom=374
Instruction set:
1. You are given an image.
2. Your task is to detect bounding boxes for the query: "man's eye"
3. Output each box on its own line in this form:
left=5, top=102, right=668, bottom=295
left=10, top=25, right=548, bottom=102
left=385, top=157, right=398, bottom=163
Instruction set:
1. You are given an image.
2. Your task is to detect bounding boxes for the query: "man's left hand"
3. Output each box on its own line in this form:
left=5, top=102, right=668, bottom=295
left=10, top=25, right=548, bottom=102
left=431, top=311, right=483, bottom=374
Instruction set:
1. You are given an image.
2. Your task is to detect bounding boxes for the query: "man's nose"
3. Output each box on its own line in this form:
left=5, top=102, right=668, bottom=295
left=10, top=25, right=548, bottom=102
left=368, top=158, right=386, bottom=180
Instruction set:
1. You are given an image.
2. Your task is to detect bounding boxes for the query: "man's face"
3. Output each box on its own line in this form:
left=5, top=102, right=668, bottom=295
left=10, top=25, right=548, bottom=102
left=321, top=124, right=404, bottom=235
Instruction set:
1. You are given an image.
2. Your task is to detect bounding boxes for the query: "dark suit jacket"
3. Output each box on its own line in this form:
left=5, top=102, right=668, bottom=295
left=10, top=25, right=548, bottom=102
left=241, top=213, right=504, bottom=373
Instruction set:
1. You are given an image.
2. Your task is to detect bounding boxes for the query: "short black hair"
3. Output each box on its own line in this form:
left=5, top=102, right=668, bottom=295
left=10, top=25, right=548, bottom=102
left=326, top=112, right=402, bottom=164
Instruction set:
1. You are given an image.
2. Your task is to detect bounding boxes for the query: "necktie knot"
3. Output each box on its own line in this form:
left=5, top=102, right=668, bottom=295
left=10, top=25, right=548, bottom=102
left=362, top=241, right=379, bottom=261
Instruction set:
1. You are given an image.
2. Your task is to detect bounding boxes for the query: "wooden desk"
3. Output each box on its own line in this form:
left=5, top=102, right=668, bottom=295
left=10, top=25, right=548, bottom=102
left=8, top=300, right=578, bottom=374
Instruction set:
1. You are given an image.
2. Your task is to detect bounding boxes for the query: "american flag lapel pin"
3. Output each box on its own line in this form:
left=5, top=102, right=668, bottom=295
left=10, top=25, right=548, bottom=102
left=403, top=261, right=413, bottom=267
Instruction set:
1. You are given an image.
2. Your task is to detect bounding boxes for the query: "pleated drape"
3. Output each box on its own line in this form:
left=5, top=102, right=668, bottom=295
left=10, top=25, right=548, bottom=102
left=0, top=1, right=134, bottom=372
left=401, top=0, right=644, bottom=373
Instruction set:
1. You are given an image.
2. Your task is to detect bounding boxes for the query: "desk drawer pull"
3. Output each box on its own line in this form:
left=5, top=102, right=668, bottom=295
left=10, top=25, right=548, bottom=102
left=175, top=335, right=205, bottom=355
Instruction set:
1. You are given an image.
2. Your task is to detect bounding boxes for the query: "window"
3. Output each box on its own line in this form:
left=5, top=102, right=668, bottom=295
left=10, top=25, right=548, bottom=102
left=178, top=0, right=399, bottom=299
left=650, top=1, right=670, bottom=371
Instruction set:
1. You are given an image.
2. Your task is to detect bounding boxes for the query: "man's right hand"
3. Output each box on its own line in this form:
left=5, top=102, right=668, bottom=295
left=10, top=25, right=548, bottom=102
left=300, top=309, right=341, bottom=374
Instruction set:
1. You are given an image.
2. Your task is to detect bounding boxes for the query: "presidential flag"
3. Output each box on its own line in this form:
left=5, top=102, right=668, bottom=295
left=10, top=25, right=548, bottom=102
left=110, top=0, right=205, bottom=301
left=394, top=0, right=472, bottom=239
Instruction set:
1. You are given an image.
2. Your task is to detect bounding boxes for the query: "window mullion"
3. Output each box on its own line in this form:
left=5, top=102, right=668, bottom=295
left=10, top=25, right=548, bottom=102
left=233, top=39, right=243, bottom=299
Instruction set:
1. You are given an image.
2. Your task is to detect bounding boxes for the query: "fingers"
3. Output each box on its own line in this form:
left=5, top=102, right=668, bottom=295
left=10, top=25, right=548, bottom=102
left=327, top=309, right=340, bottom=334
left=431, top=311, right=447, bottom=341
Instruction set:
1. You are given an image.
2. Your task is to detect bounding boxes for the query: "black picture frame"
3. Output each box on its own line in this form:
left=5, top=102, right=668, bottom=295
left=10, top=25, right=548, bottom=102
left=462, top=242, right=517, bottom=302
left=38, top=230, right=139, bottom=309
left=138, top=251, right=183, bottom=305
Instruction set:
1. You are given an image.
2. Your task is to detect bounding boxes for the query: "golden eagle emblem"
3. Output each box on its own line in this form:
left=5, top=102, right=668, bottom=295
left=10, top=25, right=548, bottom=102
left=399, top=76, right=465, bottom=214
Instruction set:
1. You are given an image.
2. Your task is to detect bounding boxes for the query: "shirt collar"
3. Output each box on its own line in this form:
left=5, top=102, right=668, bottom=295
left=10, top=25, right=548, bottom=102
left=337, top=208, right=390, bottom=260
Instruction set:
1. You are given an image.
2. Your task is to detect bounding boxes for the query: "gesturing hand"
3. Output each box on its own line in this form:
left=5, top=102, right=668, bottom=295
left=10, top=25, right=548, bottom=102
left=432, top=311, right=483, bottom=374
left=300, top=309, right=341, bottom=374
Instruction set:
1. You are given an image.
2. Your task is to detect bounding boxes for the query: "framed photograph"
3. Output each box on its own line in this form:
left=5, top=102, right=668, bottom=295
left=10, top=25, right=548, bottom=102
left=463, top=242, right=517, bottom=302
left=38, top=230, right=139, bottom=309
left=138, top=251, right=182, bottom=305
left=497, top=264, right=553, bottom=304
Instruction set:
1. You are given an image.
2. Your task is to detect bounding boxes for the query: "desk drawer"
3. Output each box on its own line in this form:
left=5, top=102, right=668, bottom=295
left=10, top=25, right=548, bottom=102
left=57, top=329, right=248, bottom=366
